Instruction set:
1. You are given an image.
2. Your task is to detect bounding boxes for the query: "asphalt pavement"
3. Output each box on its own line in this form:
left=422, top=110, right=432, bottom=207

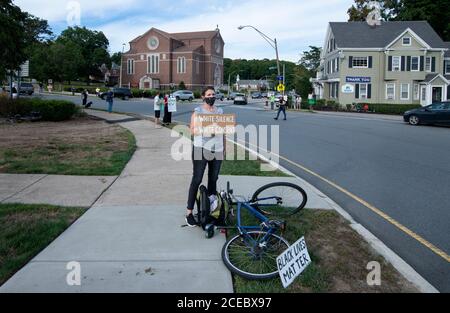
left=38, top=92, right=450, bottom=291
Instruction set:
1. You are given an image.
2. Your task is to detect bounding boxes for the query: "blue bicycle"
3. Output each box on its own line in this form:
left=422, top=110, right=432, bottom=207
left=205, top=181, right=307, bottom=280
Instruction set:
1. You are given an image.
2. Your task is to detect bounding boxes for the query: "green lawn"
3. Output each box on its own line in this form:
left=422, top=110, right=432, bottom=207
left=228, top=208, right=418, bottom=293
left=0, top=203, right=87, bottom=285
left=0, top=117, right=137, bottom=176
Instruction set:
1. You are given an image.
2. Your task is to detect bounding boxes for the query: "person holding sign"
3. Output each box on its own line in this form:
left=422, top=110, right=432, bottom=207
left=163, top=93, right=172, bottom=125
left=185, top=86, right=226, bottom=227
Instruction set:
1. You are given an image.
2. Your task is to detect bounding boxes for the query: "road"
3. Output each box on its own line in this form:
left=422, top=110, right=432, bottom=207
left=39, top=93, right=450, bottom=291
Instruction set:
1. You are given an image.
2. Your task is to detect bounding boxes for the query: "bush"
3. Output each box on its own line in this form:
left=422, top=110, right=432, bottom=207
left=0, top=97, right=77, bottom=121
left=194, top=91, right=201, bottom=99
left=365, top=103, right=421, bottom=115
left=131, top=89, right=158, bottom=98
left=63, top=86, right=108, bottom=94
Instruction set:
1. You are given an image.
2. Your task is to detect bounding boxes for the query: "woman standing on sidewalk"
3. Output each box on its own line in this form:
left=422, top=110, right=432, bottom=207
left=163, top=93, right=172, bottom=125
left=185, top=86, right=226, bottom=227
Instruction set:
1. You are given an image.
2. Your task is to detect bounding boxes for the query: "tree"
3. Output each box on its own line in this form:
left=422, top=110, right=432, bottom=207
left=393, top=0, right=450, bottom=41
left=56, top=26, right=111, bottom=83
left=111, top=52, right=122, bottom=65
left=299, top=46, right=322, bottom=75
left=347, top=0, right=398, bottom=21
left=0, top=1, right=52, bottom=76
left=347, top=0, right=450, bottom=41
left=178, top=81, right=186, bottom=90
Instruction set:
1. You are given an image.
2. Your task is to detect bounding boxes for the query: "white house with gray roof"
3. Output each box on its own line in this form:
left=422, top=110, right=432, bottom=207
left=312, top=21, right=450, bottom=106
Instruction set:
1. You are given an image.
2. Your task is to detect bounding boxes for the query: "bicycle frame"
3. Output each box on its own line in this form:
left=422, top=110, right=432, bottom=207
left=229, top=197, right=282, bottom=245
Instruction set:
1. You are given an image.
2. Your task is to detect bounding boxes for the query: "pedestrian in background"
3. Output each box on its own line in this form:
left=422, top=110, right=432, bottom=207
left=270, top=93, right=275, bottom=110
left=163, top=93, right=172, bottom=125
left=274, top=97, right=287, bottom=121
left=154, top=91, right=163, bottom=128
left=11, top=84, right=18, bottom=99
left=82, top=89, right=88, bottom=107
left=296, top=95, right=302, bottom=110
left=106, top=88, right=114, bottom=113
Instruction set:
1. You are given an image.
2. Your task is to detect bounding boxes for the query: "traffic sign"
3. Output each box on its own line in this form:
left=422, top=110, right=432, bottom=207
left=277, top=75, right=284, bottom=81
left=277, top=84, right=285, bottom=92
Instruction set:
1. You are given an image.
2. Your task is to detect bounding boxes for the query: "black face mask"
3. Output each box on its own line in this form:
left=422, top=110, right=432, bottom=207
left=205, top=97, right=216, bottom=106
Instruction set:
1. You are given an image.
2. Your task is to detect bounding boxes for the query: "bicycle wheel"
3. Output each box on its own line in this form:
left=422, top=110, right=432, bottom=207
left=222, top=231, right=289, bottom=280
left=251, top=182, right=307, bottom=217
left=196, top=185, right=209, bottom=229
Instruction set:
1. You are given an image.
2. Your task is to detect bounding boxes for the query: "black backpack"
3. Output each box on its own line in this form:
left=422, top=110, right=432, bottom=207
left=196, top=185, right=229, bottom=230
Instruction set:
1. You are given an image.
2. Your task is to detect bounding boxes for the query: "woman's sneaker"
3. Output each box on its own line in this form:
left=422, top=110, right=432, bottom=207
left=185, top=213, right=198, bottom=227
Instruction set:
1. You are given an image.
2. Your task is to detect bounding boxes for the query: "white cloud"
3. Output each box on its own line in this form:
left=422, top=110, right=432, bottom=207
left=15, top=0, right=354, bottom=62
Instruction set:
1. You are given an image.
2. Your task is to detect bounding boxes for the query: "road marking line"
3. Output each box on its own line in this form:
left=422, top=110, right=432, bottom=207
left=237, top=139, right=450, bottom=263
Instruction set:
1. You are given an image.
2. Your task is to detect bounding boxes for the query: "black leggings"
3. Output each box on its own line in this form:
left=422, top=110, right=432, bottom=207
left=187, top=147, right=223, bottom=211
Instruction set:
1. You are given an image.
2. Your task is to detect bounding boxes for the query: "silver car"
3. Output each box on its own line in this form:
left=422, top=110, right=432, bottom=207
left=173, top=90, right=194, bottom=101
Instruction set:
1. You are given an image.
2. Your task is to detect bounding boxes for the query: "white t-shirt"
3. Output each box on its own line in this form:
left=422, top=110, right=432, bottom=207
left=154, top=95, right=160, bottom=110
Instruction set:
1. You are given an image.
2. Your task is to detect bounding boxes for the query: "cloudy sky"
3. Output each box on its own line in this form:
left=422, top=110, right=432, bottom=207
left=14, top=0, right=354, bottom=62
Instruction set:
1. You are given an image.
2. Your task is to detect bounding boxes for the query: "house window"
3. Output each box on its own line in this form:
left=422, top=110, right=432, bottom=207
left=352, top=57, right=368, bottom=68
left=401, top=83, right=410, bottom=100
left=414, top=83, right=419, bottom=100
left=421, top=87, right=427, bottom=101
left=411, top=57, right=420, bottom=71
left=402, top=37, right=411, bottom=46
left=392, top=56, right=401, bottom=72
left=177, top=57, right=186, bottom=74
left=425, top=57, right=432, bottom=72
left=127, top=59, right=134, bottom=75
left=445, top=60, right=450, bottom=75
left=147, top=54, right=159, bottom=74
left=360, top=84, right=368, bottom=99
left=386, top=83, right=395, bottom=100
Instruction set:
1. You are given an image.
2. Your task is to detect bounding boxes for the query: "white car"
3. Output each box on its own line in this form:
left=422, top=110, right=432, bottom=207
left=233, top=93, right=248, bottom=105
left=172, top=90, right=194, bottom=101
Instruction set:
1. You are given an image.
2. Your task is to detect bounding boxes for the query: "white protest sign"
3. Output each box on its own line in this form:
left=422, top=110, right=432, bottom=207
left=168, top=96, right=177, bottom=112
left=277, top=236, right=311, bottom=288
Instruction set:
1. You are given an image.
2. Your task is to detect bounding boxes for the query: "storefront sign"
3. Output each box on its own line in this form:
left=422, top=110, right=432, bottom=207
left=346, top=76, right=371, bottom=83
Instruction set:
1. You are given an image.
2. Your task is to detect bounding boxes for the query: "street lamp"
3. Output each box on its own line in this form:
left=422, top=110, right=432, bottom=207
left=238, top=25, right=281, bottom=79
left=119, top=43, right=125, bottom=87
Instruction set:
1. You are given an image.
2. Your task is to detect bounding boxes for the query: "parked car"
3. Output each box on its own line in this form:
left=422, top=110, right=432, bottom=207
left=173, top=90, right=194, bottom=101
left=5, top=82, right=34, bottom=95
left=251, top=91, right=262, bottom=99
left=215, top=92, right=225, bottom=101
left=233, top=93, right=248, bottom=105
left=227, top=92, right=237, bottom=100
left=403, top=102, right=450, bottom=126
left=100, top=88, right=132, bottom=100
left=18, top=82, right=34, bottom=95
left=274, top=93, right=283, bottom=102
left=261, top=92, right=268, bottom=98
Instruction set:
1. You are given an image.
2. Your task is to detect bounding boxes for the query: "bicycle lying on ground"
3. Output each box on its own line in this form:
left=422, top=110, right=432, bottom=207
left=199, top=181, right=307, bottom=280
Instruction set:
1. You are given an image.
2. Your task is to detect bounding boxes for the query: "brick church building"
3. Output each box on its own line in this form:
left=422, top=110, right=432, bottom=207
left=121, top=27, right=224, bottom=91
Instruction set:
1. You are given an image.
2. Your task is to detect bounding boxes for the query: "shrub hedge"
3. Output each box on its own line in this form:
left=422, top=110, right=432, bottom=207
left=307, top=100, right=421, bottom=115
left=0, top=97, right=78, bottom=121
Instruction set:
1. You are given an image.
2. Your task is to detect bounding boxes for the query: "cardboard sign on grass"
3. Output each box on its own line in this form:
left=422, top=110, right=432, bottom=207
left=277, top=236, right=311, bottom=288
left=195, top=114, right=236, bottom=136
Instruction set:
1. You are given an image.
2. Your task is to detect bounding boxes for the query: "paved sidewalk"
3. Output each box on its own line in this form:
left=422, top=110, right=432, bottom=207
left=0, top=174, right=116, bottom=207
left=1, top=110, right=232, bottom=293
